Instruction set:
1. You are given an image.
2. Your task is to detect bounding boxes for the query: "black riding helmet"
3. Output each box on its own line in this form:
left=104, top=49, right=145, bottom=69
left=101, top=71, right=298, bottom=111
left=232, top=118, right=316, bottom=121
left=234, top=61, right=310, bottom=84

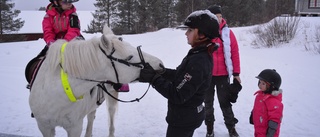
left=50, top=0, right=79, bottom=3
left=50, top=0, right=79, bottom=6
left=256, top=69, right=282, bottom=92
left=207, top=5, right=222, bottom=15
left=179, top=10, right=220, bottom=40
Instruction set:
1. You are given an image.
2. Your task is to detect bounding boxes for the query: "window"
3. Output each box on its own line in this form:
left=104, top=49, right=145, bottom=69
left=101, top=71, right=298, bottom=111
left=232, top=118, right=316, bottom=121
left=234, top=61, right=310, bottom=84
left=309, top=0, right=320, bottom=8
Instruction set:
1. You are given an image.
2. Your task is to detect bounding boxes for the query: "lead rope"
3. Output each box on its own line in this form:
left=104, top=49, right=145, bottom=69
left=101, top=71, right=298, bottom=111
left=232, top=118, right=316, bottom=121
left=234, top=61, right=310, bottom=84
left=97, top=82, right=150, bottom=103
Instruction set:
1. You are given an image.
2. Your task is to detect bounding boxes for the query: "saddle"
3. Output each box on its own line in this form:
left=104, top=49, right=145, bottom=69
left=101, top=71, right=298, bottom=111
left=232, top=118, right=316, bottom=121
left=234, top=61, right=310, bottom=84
left=25, top=35, right=86, bottom=89
left=25, top=46, right=48, bottom=89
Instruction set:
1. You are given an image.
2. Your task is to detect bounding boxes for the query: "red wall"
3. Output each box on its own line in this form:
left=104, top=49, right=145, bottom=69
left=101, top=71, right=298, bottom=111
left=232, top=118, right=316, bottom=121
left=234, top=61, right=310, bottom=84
left=0, top=33, right=43, bottom=43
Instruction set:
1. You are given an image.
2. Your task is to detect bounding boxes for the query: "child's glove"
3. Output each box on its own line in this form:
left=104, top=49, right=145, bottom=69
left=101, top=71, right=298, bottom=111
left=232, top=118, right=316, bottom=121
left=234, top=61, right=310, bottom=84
left=266, top=120, right=278, bottom=137
left=249, top=110, right=254, bottom=125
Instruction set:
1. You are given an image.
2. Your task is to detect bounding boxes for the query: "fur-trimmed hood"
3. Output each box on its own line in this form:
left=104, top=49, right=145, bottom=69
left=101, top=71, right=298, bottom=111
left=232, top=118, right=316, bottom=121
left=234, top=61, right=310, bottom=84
left=271, top=89, right=283, bottom=96
left=254, top=89, right=283, bottom=102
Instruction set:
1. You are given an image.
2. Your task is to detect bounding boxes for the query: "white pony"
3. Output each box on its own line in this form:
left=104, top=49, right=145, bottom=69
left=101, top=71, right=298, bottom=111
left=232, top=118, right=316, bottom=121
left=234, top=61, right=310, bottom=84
left=29, top=24, right=163, bottom=137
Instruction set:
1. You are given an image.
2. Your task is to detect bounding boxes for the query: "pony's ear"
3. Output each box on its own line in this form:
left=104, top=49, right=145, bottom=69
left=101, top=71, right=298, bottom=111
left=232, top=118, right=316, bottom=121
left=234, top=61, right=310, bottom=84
left=103, top=24, right=114, bottom=35
left=101, top=35, right=111, bottom=48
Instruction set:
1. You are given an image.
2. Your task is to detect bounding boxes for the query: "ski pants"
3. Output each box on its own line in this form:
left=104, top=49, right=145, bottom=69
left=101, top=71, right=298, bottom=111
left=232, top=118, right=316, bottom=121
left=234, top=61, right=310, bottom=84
left=204, top=76, right=238, bottom=128
left=166, top=123, right=200, bottom=137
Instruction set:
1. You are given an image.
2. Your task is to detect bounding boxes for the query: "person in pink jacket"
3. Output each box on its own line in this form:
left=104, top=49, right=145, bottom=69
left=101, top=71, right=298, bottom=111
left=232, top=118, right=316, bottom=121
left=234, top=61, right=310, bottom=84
left=250, top=69, right=283, bottom=137
left=42, top=0, right=82, bottom=46
left=42, top=0, right=130, bottom=92
left=204, top=5, right=241, bottom=137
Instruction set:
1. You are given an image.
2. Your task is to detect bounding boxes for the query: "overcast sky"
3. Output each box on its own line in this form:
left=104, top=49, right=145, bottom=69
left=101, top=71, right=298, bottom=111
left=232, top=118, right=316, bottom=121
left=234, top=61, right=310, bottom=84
left=13, top=0, right=95, bottom=11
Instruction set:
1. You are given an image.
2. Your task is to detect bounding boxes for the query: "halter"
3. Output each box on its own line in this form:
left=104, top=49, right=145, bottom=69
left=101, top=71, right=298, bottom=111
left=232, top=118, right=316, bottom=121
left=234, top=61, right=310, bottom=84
left=99, top=36, right=147, bottom=84
left=94, top=36, right=150, bottom=103
left=59, top=37, right=150, bottom=103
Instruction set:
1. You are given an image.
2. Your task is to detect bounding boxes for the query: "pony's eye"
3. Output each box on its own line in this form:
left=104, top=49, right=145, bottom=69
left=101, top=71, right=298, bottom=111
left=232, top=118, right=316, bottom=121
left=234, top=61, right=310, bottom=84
left=125, top=55, right=133, bottom=61
left=118, top=37, right=123, bottom=41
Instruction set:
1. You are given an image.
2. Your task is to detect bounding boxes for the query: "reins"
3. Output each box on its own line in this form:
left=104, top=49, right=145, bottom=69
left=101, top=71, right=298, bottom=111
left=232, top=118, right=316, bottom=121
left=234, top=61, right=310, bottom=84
left=97, top=82, right=151, bottom=103
left=96, top=38, right=150, bottom=102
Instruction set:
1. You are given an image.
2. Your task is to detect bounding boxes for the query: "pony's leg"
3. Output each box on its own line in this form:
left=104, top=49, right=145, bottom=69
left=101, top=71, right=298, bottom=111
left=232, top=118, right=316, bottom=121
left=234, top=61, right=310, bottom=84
left=84, top=109, right=96, bottom=137
left=65, top=120, right=83, bottom=137
left=37, top=122, right=55, bottom=137
left=105, top=90, right=118, bottom=137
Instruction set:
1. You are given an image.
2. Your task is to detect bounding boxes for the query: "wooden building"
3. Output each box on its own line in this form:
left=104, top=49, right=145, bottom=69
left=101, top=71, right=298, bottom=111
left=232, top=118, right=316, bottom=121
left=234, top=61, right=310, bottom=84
left=295, top=0, right=320, bottom=16
left=0, top=33, right=43, bottom=43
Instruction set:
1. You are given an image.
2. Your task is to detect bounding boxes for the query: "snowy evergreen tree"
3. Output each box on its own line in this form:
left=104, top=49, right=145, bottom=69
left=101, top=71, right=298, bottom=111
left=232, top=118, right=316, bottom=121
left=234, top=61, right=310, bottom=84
left=265, top=0, right=295, bottom=19
left=84, top=0, right=292, bottom=33
left=156, top=0, right=177, bottom=29
left=135, top=0, right=155, bottom=33
left=0, top=0, right=24, bottom=34
left=85, top=0, right=118, bottom=33
left=112, top=0, right=138, bottom=34
left=175, top=0, right=215, bottom=24
left=142, top=0, right=176, bottom=31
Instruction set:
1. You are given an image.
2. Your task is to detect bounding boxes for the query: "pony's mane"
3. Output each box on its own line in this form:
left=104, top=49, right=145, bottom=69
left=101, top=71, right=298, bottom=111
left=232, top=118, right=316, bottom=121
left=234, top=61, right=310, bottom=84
left=46, top=38, right=101, bottom=78
left=46, top=24, right=135, bottom=79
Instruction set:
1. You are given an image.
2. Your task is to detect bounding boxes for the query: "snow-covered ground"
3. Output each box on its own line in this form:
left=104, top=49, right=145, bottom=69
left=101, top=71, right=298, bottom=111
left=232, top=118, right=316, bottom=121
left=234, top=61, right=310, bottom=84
left=0, top=11, right=319, bottom=137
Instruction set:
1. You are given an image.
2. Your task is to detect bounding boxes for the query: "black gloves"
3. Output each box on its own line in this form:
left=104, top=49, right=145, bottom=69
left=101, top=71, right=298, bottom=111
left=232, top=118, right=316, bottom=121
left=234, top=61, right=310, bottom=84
left=229, top=78, right=242, bottom=103
left=249, top=110, right=254, bottom=125
left=139, top=63, right=161, bottom=84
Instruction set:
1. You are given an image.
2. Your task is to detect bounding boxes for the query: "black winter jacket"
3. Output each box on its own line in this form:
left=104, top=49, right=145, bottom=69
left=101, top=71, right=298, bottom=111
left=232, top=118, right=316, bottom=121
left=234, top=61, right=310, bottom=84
left=152, top=44, right=213, bottom=127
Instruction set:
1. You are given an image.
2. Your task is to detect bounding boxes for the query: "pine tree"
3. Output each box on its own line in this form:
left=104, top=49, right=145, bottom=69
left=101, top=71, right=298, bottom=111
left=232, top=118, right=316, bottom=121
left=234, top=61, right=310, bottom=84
left=113, top=0, right=138, bottom=34
left=151, top=0, right=176, bottom=30
left=38, top=7, right=46, bottom=11
left=266, top=0, right=295, bottom=19
left=175, top=0, right=216, bottom=25
left=175, top=0, right=194, bottom=24
left=85, top=0, right=118, bottom=33
left=134, top=0, right=149, bottom=33
left=0, top=0, right=24, bottom=34
left=248, top=0, right=267, bottom=25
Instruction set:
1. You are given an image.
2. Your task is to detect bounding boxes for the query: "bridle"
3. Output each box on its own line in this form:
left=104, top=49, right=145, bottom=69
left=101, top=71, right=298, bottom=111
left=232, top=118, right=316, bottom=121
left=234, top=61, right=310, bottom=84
left=98, top=45, right=145, bottom=82
left=58, top=36, right=151, bottom=103
left=93, top=36, right=150, bottom=103
left=99, top=35, right=148, bottom=83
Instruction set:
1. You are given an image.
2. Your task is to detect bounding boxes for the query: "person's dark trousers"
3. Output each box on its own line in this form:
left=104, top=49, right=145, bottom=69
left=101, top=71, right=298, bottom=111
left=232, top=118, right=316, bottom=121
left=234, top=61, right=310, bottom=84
left=166, top=124, right=197, bottom=137
left=204, top=76, right=238, bottom=130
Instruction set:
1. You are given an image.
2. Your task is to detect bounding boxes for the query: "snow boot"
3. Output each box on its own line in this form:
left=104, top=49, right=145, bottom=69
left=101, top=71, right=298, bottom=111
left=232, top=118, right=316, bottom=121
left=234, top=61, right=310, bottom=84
left=206, top=132, right=214, bottom=137
left=228, top=126, right=239, bottom=137
left=205, top=121, right=214, bottom=137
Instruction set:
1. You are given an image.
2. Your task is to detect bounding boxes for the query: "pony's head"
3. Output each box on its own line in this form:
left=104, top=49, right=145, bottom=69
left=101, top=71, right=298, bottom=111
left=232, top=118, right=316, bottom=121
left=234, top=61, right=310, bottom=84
left=99, top=24, right=164, bottom=83
left=46, top=24, right=163, bottom=85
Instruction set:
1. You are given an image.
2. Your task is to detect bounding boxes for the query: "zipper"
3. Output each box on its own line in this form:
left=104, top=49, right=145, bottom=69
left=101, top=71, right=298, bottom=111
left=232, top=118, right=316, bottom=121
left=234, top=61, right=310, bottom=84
left=63, top=15, right=66, bottom=29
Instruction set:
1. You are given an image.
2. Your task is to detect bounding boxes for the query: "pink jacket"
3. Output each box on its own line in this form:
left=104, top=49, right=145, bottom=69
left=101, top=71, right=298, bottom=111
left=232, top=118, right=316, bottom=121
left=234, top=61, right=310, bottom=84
left=42, top=3, right=80, bottom=45
left=253, top=90, right=283, bottom=137
left=212, top=18, right=240, bottom=76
